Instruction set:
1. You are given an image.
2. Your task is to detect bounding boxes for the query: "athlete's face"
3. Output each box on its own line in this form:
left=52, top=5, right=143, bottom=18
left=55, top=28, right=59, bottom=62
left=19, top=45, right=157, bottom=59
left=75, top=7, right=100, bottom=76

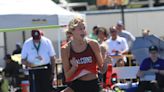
left=72, top=23, right=86, bottom=39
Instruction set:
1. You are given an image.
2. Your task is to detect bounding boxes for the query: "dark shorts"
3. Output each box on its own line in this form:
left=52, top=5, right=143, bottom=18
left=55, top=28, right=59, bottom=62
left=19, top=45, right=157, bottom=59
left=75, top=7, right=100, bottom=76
left=68, top=79, right=102, bottom=92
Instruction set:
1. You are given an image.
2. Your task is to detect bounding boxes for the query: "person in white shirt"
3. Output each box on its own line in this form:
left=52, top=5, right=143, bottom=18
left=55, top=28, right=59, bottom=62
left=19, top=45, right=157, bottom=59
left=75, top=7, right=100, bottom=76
left=116, top=20, right=135, bottom=49
left=106, top=26, right=129, bottom=66
left=21, top=29, right=56, bottom=92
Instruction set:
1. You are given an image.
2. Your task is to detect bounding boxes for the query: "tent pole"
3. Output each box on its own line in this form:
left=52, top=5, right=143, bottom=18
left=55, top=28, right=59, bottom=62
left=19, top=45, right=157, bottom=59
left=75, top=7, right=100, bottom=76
left=58, top=29, right=61, bottom=60
left=22, top=31, right=26, bottom=42
left=120, top=5, right=125, bottom=25
left=4, top=32, right=7, bottom=55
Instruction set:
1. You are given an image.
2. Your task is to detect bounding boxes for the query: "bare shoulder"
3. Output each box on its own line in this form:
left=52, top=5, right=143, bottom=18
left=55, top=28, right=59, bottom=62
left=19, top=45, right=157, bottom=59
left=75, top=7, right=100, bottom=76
left=61, top=42, right=70, bottom=59
left=86, top=38, right=99, bottom=46
left=86, top=38, right=100, bottom=51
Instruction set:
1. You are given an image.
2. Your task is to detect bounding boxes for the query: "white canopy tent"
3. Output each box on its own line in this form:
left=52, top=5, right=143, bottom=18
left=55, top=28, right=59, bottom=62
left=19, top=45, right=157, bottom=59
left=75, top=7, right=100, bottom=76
left=0, top=0, right=85, bottom=66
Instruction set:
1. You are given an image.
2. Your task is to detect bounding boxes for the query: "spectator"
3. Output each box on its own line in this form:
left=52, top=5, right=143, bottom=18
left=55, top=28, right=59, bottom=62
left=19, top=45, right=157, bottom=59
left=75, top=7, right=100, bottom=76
left=136, top=45, right=164, bottom=92
left=116, top=20, right=135, bottom=49
left=61, top=17, right=110, bottom=92
left=61, top=29, right=73, bottom=47
left=21, top=29, right=56, bottom=92
left=142, top=29, right=150, bottom=37
left=96, top=27, right=112, bottom=85
left=12, top=43, right=22, bottom=55
left=96, top=27, right=109, bottom=44
left=89, top=26, right=98, bottom=40
left=106, top=26, right=129, bottom=66
left=96, top=26, right=111, bottom=66
left=3, top=54, right=23, bottom=87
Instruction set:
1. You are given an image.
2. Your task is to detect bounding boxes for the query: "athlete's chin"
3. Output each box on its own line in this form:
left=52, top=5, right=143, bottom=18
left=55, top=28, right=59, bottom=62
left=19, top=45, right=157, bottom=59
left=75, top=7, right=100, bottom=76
left=80, top=34, right=86, bottom=39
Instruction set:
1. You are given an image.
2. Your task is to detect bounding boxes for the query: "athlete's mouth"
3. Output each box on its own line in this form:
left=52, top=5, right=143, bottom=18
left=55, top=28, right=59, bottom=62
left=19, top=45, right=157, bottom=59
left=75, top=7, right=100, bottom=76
left=80, top=34, right=85, bottom=38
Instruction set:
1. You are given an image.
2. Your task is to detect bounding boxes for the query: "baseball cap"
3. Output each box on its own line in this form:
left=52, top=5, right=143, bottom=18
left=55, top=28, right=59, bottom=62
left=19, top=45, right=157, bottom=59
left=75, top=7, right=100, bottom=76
left=149, top=45, right=158, bottom=52
left=31, top=29, right=41, bottom=40
left=16, top=42, right=21, bottom=46
left=117, top=20, right=123, bottom=26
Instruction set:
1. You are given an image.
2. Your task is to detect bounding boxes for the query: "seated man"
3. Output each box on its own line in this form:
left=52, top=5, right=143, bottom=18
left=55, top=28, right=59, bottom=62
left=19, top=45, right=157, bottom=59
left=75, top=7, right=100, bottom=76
left=3, top=54, right=23, bottom=87
left=136, top=45, right=164, bottom=92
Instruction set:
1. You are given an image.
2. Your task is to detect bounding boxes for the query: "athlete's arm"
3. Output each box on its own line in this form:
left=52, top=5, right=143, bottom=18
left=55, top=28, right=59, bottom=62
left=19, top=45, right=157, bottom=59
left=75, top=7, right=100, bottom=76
left=61, top=45, right=77, bottom=80
left=89, top=40, right=109, bottom=74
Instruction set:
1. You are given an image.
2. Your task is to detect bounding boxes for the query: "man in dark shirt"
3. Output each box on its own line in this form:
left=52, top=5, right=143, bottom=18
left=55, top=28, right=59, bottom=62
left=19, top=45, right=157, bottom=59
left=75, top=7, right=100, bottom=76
left=3, top=54, right=23, bottom=87
left=136, top=45, right=164, bottom=92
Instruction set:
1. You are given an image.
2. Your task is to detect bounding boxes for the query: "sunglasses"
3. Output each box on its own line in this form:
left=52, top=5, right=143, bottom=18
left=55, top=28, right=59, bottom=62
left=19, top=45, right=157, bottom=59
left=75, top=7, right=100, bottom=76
left=110, top=30, right=117, bottom=33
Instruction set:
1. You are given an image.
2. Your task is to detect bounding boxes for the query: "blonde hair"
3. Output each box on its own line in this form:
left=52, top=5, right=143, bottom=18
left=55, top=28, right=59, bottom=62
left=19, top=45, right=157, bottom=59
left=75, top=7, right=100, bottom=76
left=68, top=17, right=84, bottom=32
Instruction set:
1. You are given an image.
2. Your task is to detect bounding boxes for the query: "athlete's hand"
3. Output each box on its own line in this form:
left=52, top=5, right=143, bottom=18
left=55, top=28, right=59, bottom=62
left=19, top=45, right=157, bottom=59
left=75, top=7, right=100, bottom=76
left=70, top=57, right=78, bottom=68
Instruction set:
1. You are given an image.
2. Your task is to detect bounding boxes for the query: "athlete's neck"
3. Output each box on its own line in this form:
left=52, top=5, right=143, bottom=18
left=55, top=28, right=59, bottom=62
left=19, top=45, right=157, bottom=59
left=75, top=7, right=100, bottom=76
left=72, top=38, right=86, bottom=45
